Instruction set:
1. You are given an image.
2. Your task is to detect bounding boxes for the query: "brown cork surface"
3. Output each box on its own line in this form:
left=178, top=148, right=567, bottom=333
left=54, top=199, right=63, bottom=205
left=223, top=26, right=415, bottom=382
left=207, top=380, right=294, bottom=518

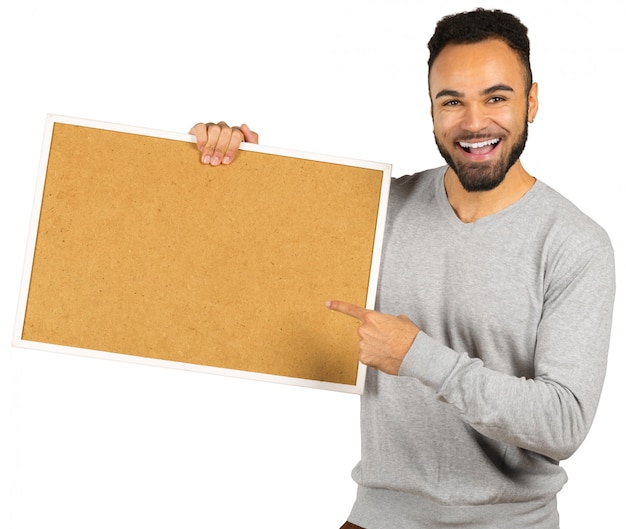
left=22, top=122, right=384, bottom=386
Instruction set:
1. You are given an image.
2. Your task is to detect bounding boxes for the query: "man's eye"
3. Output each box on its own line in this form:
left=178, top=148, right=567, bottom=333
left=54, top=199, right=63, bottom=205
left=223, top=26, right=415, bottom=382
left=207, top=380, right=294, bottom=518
left=489, top=96, right=505, bottom=103
left=444, top=100, right=460, bottom=106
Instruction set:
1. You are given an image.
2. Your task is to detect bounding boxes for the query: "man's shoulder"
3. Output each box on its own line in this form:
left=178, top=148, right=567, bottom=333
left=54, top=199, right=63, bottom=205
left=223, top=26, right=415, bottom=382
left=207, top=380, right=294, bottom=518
left=531, top=180, right=612, bottom=253
left=389, top=165, right=446, bottom=202
left=392, top=165, right=447, bottom=187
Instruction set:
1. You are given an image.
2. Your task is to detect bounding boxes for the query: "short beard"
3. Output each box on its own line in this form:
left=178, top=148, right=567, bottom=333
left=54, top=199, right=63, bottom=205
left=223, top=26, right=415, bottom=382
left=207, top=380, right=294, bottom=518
left=435, top=121, right=529, bottom=192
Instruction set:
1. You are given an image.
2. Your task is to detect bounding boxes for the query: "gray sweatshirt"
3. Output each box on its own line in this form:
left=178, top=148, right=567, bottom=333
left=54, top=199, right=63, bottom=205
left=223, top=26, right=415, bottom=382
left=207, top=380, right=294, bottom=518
left=347, top=166, right=615, bottom=529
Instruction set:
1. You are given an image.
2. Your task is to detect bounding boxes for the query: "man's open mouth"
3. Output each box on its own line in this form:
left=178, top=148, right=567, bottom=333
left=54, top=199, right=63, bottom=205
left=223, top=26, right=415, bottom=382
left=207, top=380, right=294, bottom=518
left=458, top=138, right=501, bottom=155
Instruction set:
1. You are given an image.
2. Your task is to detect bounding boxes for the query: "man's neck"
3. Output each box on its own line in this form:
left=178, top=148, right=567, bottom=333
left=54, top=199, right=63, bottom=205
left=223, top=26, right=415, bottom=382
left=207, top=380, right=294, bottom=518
left=443, top=162, right=536, bottom=223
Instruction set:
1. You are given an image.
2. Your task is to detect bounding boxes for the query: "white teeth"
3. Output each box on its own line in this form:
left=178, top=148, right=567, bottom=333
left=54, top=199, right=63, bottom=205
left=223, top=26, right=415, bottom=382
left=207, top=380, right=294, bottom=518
left=459, top=138, right=500, bottom=149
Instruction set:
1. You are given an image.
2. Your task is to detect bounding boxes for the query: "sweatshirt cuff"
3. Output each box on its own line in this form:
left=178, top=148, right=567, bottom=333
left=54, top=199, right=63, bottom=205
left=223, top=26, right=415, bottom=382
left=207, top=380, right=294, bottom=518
left=398, top=331, right=461, bottom=392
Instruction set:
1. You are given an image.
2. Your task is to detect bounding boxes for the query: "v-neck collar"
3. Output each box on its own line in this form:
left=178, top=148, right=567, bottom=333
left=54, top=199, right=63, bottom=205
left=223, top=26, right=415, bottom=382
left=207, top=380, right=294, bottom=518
left=434, top=166, right=542, bottom=230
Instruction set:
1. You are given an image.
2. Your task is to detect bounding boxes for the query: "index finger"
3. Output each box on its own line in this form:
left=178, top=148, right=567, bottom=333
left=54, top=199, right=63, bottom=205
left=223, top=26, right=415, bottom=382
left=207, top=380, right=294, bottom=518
left=325, top=300, right=370, bottom=321
left=188, top=122, right=209, bottom=151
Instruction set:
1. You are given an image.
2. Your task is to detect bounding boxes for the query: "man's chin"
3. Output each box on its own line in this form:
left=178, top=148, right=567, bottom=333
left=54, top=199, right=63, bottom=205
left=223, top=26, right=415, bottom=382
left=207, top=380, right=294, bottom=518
left=448, top=159, right=506, bottom=192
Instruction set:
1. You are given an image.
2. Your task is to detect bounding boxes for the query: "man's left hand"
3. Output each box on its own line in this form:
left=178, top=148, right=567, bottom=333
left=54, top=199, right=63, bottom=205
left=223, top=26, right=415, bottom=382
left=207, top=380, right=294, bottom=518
left=326, top=300, right=420, bottom=375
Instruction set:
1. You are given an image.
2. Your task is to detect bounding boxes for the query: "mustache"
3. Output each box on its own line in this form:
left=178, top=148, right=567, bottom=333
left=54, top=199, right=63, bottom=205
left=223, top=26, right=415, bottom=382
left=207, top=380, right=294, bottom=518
left=454, top=132, right=504, bottom=142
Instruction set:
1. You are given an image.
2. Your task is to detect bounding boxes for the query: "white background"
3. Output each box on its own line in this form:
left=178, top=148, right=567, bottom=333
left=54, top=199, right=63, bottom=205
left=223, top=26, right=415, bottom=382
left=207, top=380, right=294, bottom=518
left=1, top=1, right=623, bottom=528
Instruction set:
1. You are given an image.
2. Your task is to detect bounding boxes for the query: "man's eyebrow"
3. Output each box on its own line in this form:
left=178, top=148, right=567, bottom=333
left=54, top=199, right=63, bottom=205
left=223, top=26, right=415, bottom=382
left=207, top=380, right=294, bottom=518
left=481, top=84, right=515, bottom=95
left=435, top=84, right=516, bottom=99
left=435, top=89, right=463, bottom=99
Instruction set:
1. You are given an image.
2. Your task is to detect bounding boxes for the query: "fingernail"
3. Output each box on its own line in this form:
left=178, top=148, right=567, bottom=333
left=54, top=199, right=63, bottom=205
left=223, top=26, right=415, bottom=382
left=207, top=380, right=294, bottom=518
left=222, top=156, right=231, bottom=164
left=211, top=156, right=220, bottom=166
left=202, top=155, right=211, bottom=164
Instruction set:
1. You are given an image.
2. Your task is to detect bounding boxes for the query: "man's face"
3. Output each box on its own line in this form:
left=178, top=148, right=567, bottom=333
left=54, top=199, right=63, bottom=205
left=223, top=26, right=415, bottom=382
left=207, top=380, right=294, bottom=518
left=429, top=39, right=538, bottom=192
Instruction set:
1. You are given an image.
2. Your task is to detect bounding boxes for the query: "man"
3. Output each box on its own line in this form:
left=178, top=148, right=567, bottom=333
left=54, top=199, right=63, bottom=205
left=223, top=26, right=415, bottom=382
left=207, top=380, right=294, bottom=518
left=190, top=9, right=615, bottom=529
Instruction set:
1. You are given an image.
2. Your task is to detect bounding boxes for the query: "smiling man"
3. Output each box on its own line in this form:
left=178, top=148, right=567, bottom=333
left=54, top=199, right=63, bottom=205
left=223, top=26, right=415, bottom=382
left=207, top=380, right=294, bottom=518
left=190, top=9, right=615, bottom=529
left=432, top=40, right=537, bottom=195
left=429, top=35, right=539, bottom=230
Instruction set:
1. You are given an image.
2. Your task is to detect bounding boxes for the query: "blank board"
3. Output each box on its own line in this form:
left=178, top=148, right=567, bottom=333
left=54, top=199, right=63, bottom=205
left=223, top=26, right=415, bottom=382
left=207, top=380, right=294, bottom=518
left=13, top=115, right=391, bottom=393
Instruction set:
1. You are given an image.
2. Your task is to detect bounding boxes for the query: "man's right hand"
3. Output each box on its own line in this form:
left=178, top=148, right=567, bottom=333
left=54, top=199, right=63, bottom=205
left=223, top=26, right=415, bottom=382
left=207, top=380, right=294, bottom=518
left=188, top=121, right=259, bottom=166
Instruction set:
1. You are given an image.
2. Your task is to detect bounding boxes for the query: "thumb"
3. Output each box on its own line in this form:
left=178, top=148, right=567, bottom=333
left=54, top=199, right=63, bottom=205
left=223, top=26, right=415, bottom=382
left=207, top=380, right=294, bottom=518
left=240, top=124, right=259, bottom=144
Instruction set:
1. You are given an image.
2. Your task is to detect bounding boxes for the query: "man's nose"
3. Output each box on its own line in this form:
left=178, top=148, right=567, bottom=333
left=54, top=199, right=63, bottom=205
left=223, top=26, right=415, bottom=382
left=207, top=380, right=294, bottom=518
left=459, top=103, right=491, bottom=132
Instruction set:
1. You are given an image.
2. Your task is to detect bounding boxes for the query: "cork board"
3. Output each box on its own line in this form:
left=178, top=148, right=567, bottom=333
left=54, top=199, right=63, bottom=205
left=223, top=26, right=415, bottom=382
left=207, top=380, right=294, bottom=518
left=13, top=115, right=391, bottom=393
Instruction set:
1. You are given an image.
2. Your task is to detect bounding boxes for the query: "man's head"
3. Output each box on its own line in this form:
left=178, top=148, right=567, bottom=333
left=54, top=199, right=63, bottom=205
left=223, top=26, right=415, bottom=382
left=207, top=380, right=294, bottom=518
left=427, top=9, right=538, bottom=192
left=428, top=9, right=533, bottom=94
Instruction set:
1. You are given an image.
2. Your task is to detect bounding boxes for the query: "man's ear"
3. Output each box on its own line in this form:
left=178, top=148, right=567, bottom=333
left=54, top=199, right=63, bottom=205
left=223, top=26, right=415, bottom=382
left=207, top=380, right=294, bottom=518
left=528, top=82, right=539, bottom=123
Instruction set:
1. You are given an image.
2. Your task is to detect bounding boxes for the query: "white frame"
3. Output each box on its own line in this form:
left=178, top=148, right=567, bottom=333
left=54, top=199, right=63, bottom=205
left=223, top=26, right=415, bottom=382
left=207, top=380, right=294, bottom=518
left=13, top=114, right=392, bottom=394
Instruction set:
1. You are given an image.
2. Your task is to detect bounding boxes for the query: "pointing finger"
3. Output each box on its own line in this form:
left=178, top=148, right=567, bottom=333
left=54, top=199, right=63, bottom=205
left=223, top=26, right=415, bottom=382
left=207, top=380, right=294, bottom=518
left=325, top=300, right=370, bottom=321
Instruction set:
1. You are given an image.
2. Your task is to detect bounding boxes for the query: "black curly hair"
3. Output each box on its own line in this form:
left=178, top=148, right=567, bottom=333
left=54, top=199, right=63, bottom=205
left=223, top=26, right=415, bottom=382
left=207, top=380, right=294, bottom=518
left=428, top=9, right=533, bottom=92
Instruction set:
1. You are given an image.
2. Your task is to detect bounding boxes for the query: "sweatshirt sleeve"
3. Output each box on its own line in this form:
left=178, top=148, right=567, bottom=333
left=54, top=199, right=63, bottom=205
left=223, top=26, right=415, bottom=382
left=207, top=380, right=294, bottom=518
left=398, top=243, right=616, bottom=462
